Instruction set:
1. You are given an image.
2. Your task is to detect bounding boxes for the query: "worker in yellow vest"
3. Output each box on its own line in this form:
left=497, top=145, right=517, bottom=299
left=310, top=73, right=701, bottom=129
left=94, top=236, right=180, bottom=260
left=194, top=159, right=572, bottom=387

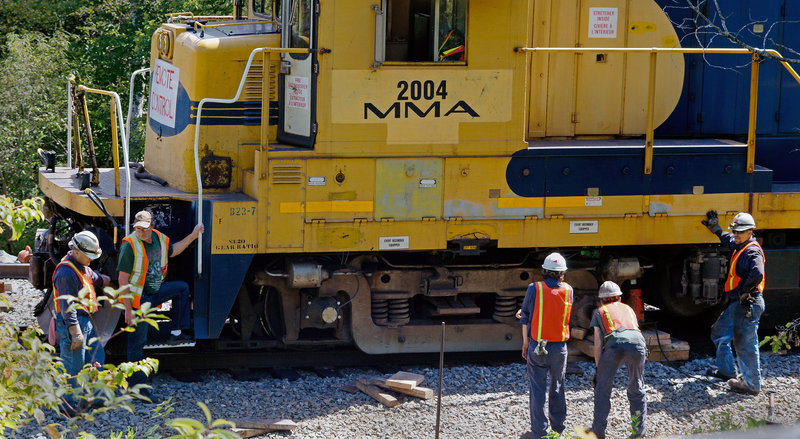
left=589, top=281, right=647, bottom=439
left=118, top=210, right=203, bottom=396
left=52, top=230, right=110, bottom=414
left=519, top=253, right=573, bottom=439
left=702, top=211, right=765, bottom=395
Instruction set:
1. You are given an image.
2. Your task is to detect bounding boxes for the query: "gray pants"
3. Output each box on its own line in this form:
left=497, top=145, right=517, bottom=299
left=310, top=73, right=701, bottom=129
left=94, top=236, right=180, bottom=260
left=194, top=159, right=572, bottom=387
left=526, top=341, right=567, bottom=438
left=592, top=343, right=647, bottom=439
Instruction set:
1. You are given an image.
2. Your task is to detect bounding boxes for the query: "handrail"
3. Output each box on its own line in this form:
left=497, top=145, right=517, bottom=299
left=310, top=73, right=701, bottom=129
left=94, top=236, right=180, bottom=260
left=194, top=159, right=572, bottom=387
left=66, top=78, right=73, bottom=168
left=165, top=12, right=235, bottom=23
left=74, top=85, right=132, bottom=236
left=514, top=46, right=800, bottom=175
left=191, top=46, right=312, bottom=276
left=126, top=68, right=150, bottom=151
left=193, top=19, right=277, bottom=34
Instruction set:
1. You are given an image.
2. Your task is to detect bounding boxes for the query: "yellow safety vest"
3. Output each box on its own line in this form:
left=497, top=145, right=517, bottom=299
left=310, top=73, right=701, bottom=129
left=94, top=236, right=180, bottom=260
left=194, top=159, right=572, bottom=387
left=121, top=229, right=169, bottom=308
left=52, top=258, right=97, bottom=314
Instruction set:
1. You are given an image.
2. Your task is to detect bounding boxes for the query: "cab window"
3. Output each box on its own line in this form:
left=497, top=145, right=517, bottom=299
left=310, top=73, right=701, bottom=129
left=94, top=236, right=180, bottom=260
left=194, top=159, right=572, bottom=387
left=384, top=0, right=467, bottom=63
left=252, top=0, right=276, bottom=19
left=289, top=0, right=312, bottom=48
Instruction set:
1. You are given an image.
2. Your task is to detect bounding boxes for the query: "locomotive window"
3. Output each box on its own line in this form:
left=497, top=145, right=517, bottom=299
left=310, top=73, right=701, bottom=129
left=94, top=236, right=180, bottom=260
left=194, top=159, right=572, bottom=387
left=252, top=0, right=276, bottom=20
left=289, top=0, right=312, bottom=48
left=384, top=0, right=467, bottom=63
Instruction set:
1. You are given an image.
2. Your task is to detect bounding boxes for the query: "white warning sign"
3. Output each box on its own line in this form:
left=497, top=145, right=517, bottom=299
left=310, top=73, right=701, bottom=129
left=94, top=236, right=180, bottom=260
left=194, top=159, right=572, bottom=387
left=379, top=236, right=410, bottom=250
left=287, top=75, right=310, bottom=109
left=570, top=221, right=599, bottom=234
left=589, top=8, right=618, bottom=39
left=150, top=59, right=180, bottom=128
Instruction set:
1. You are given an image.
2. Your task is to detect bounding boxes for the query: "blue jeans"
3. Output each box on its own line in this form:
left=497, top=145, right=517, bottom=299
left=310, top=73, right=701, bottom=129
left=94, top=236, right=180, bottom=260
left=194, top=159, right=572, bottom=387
left=56, top=314, right=105, bottom=409
left=127, top=281, right=191, bottom=384
left=711, top=296, right=765, bottom=390
left=592, top=343, right=647, bottom=439
left=526, top=341, right=567, bottom=438
left=56, top=314, right=105, bottom=375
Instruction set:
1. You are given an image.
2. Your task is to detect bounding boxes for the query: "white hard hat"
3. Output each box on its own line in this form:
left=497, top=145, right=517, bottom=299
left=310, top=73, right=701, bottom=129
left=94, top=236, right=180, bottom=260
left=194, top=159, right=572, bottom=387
left=729, top=212, right=756, bottom=232
left=542, top=252, right=567, bottom=272
left=598, top=281, right=622, bottom=298
left=69, top=231, right=102, bottom=260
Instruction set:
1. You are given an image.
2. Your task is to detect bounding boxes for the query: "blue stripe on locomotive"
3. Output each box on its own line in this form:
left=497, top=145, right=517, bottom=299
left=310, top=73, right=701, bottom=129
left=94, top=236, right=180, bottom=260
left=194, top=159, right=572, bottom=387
left=654, top=0, right=800, bottom=183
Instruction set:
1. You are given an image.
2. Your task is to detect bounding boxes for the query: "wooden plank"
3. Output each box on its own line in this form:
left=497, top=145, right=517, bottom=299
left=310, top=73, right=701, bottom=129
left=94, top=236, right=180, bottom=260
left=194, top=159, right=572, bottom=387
left=371, top=377, right=434, bottom=400
left=355, top=379, right=399, bottom=408
left=568, top=338, right=595, bottom=357
left=570, top=327, right=588, bottom=340
left=340, top=383, right=359, bottom=393
left=647, top=338, right=690, bottom=362
left=229, top=419, right=297, bottom=431
left=232, top=428, right=270, bottom=438
left=385, top=371, right=424, bottom=390
left=642, top=330, right=671, bottom=347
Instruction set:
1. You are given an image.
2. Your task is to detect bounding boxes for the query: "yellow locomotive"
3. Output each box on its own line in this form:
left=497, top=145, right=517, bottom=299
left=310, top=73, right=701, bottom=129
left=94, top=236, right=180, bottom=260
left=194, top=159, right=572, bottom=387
left=35, top=0, right=800, bottom=353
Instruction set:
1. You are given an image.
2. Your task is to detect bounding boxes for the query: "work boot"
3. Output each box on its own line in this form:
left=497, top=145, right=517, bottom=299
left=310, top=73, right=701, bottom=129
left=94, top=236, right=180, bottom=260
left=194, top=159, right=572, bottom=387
left=727, top=378, right=759, bottom=396
left=706, top=368, right=735, bottom=380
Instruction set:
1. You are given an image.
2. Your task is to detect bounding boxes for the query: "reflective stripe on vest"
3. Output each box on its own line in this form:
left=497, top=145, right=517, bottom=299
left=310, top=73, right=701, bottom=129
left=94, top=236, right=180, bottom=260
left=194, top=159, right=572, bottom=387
left=724, top=241, right=765, bottom=293
left=599, top=301, right=639, bottom=335
left=52, top=259, right=97, bottom=314
left=121, top=229, right=169, bottom=309
left=530, top=281, right=573, bottom=342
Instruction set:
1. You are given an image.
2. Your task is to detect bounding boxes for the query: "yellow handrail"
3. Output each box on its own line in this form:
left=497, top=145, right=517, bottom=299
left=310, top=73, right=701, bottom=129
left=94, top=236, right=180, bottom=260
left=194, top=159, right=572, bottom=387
left=193, top=19, right=277, bottom=33
left=515, top=46, right=800, bottom=175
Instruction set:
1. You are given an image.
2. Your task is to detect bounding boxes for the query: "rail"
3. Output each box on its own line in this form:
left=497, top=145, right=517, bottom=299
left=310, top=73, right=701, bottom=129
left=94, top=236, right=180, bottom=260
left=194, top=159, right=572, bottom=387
left=192, top=20, right=277, bottom=36
left=192, top=46, right=312, bottom=276
left=126, top=68, right=150, bottom=152
left=69, top=82, right=132, bottom=236
left=165, top=12, right=235, bottom=23
left=514, top=47, right=800, bottom=175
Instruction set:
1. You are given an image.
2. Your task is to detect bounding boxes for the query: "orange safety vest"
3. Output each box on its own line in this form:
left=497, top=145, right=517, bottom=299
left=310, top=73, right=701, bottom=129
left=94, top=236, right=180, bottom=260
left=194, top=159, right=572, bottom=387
left=530, top=281, right=573, bottom=342
left=121, top=229, right=169, bottom=309
left=598, top=301, right=639, bottom=335
left=724, top=241, right=765, bottom=293
left=52, top=258, right=97, bottom=314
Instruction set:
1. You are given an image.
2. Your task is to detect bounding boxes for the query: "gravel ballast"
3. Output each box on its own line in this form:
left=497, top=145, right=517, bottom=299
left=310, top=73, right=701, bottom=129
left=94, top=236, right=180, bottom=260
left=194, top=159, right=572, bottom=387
left=2, top=278, right=799, bottom=438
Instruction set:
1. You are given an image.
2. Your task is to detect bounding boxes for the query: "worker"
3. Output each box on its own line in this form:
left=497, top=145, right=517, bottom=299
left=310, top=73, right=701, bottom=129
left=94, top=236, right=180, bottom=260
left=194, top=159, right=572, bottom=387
left=52, top=231, right=111, bottom=413
left=118, top=210, right=204, bottom=391
left=589, top=281, right=647, bottom=439
left=702, top=210, right=765, bottom=395
left=519, top=253, right=573, bottom=439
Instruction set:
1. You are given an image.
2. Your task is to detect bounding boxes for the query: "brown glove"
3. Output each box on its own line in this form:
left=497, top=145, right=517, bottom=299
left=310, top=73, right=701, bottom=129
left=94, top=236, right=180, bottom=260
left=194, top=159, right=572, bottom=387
left=68, top=325, right=84, bottom=351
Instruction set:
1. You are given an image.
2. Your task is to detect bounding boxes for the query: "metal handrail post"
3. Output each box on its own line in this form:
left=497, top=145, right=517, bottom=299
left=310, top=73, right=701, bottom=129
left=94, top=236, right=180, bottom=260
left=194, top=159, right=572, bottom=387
left=76, top=85, right=132, bottom=235
left=644, top=51, right=657, bottom=175
left=67, top=76, right=74, bottom=168
left=192, top=46, right=312, bottom=276
left=110, top=97, right=120, bottom=196
left=747, top=53, right=760, bottom=174
left=126, top=68, right=151, bottom=153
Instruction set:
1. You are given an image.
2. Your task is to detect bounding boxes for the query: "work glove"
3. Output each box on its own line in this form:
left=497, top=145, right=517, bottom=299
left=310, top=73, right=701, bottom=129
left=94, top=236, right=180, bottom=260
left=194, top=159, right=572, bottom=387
left=702, top=210, right=722, bottom=233
left=533, top=339, right=548, bottom=356
left=68, top=325, right=84, bottom=351
left=739, top=291, right=756, bottom=317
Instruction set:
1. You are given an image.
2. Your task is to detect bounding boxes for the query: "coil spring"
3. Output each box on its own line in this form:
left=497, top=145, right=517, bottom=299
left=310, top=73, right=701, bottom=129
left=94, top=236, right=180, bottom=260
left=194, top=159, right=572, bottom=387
left=493, top=296, right=518, bottom=319
left=371, top=298, right=389, bottom=326
left=387, top=298, right=410, bottom=326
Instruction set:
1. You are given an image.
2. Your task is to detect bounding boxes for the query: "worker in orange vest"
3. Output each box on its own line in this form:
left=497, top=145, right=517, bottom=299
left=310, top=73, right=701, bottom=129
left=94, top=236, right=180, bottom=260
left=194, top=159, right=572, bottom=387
left=118, top=210, right=203, bottom=399
left=52, top=230, right=110, bottom=414
left=589, top=281, right=647, bottom=439
left=519, top=253, right=573, bottom=439
left=703, top=211, right=765, bottom=395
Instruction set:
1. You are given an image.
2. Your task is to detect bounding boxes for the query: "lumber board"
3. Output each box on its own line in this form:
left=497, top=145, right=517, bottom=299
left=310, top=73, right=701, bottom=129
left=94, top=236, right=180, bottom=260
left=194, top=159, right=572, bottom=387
left=568, top=338, right=595, bottom=357
left=647, top=338, right=690, bottom=362
left=355, top=379, right=399, bottom=407
left=229, top=418, right=297, bottom=431
left=570, top=327, right=588, bottom=340
left=642, top=330, right=671, bottom=347
left=340, top=383, right=359, bottom=393
left=371, top=377, right=434, bottom=400
left=385, top=371, right=425, bottom=390
left=231, top=428, right=270, bottom=438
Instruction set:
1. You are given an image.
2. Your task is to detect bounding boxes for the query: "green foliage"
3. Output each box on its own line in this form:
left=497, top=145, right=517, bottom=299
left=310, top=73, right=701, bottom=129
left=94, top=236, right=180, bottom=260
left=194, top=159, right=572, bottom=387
left=696, top=406, right=770, bottom=433
left=628, top=411, right=642, bottom=437
left=760, top=318, right=800, bottom=353
left=0, top=0, right=232, bottom=198
left=0, top=196, right=44, bottom=241
left=167, top=402, right=239, bottom=439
